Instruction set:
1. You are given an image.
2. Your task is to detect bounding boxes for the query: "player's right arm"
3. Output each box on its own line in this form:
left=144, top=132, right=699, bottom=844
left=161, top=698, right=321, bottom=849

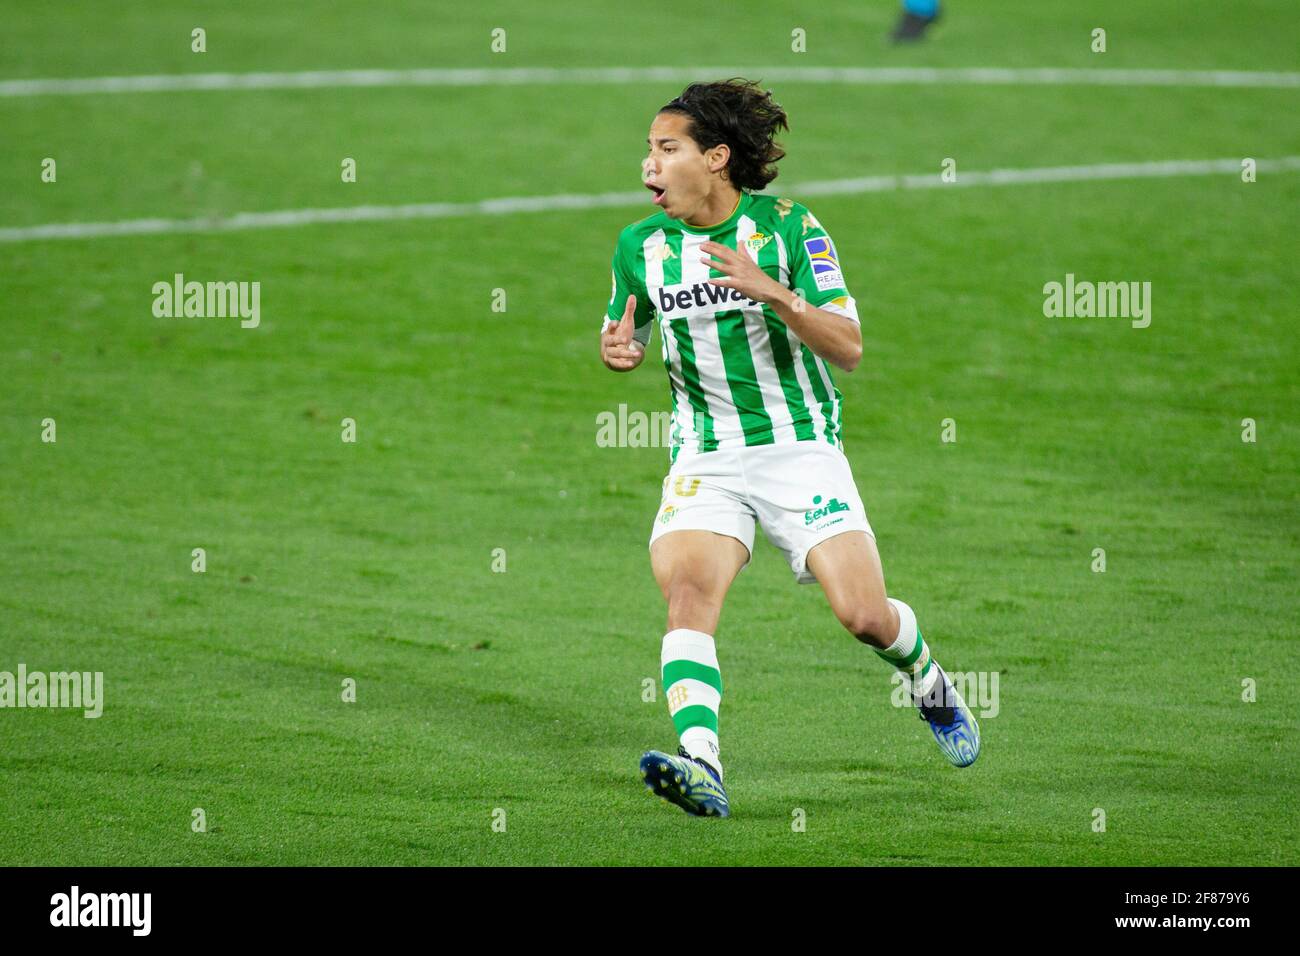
left=599, top=229, right=655, bottom=372
left=600, top=294, right=645, bottom=371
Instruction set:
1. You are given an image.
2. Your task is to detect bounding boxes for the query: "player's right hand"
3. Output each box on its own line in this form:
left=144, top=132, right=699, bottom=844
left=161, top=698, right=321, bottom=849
left=600, top=294, right=645, bottom=372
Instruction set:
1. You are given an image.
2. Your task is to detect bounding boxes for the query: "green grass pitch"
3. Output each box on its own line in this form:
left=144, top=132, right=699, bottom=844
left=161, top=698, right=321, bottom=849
left=1, top=0, right=1297, bottom=865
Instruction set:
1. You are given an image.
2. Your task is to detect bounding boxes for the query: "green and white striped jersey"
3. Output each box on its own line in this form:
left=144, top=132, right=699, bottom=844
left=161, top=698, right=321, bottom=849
left=601, top=191, right=859, bottom=460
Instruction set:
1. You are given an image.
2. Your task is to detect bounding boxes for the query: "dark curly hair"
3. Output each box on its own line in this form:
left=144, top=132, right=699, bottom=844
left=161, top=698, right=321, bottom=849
left=659, top=78, right=789, bottom=191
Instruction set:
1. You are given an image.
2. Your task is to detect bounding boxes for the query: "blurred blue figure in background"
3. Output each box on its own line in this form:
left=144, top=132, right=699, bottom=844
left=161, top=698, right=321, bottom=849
left=891, top=0, right=941, bottom=42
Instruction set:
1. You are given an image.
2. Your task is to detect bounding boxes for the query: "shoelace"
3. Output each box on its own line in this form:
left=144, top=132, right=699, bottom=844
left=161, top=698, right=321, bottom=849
left=677, top=746, right=722, bottom=784
left=914, top=667, right=960, bottom=726
left=916, top=683, right=957, bottom=726
left=918, top=702, right=957, bottom=727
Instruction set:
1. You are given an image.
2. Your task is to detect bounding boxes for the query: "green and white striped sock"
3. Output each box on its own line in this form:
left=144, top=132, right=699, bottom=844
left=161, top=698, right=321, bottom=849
left=876, top=598, right=941, bottom=697
left=661, top=628, right=723, bottom=779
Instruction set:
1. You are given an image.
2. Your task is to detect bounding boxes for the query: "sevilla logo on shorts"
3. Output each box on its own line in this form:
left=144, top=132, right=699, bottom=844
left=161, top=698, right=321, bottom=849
left=805, top=494, right=850, bottom=526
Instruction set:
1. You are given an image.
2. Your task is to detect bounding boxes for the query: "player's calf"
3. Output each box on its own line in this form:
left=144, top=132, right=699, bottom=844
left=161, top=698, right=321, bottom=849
left=833, top=600, right=900, bottom=650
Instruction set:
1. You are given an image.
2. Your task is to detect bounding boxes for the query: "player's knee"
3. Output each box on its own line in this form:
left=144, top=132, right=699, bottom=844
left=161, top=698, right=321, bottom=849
left=837, top=603, right=894, bottom=646
left=665, top=575, right=723, bottom=620
left=666, top=575, right=716, bottom=610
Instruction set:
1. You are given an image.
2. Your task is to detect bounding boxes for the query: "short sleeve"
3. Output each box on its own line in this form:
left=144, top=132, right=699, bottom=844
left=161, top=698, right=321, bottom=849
left=785, top=204, right=859, bottom=324
left=601, top=228, right=656, bottom=346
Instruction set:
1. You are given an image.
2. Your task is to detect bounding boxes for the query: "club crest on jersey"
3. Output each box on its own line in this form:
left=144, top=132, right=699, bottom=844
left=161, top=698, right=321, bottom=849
left=804, top=236, right=844, bottom=292
left=744, top=232, right=772, bottom=256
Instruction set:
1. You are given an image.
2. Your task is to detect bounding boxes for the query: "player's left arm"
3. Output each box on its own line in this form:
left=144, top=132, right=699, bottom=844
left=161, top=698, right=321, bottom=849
left=700, top=220, right=862, bottom=373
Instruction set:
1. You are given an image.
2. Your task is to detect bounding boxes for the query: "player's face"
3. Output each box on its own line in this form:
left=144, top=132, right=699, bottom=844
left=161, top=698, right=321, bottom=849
left=643, top=112, right=725, bottom=220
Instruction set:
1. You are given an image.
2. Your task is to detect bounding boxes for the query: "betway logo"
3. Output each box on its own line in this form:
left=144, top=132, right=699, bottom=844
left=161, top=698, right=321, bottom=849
left=656, top=281, right=762, bottom=316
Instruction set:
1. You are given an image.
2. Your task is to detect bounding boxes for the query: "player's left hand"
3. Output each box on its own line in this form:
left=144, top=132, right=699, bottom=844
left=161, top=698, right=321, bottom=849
left=700, top=241, right=783, bottom=304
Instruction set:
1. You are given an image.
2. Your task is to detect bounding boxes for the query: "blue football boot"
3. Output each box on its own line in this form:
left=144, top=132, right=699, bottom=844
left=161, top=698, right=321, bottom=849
left=916, top=663, right=981, bottom=767
left=639, top=747, right=730, bottom=817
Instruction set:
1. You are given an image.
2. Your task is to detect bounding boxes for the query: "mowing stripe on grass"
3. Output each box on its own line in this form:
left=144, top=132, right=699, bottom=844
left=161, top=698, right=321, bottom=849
left=2, top=157, right=1298, bottom=244
left=3, top=66, right=1299, bottom=97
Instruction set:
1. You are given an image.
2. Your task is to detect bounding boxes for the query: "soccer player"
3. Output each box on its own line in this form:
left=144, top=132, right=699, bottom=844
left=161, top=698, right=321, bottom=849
left=599, top=79, right=979, bottom=819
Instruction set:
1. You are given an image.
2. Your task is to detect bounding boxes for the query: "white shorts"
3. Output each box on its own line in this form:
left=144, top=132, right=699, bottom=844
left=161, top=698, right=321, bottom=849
left=648, top=441, right=874, bottom=584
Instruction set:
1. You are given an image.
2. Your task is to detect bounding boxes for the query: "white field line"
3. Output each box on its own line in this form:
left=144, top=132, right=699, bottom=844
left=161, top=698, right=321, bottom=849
left=3, top=157, right=1297, bottom=244
left=2, top=66, right=1300, bottom=97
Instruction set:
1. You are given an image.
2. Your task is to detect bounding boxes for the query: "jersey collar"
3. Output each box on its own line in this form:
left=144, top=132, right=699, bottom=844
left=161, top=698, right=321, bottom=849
left=676, top=190, right=751, bottom=234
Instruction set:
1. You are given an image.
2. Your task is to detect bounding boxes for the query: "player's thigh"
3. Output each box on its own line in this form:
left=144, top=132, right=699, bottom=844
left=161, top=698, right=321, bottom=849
left=650, top=529, right=749, bottom=605
left=647, top=452, right=754, bottom=628
left=806, top=530, right=896, bottom=643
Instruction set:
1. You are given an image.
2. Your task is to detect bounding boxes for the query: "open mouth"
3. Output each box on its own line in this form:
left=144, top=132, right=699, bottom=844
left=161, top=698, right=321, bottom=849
left=646, top=182, right=667, bottom=206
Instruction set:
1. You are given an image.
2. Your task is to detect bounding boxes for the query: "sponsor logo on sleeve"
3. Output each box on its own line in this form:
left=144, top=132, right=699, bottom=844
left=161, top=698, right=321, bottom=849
left=804, top=237, right=844, bottom=292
